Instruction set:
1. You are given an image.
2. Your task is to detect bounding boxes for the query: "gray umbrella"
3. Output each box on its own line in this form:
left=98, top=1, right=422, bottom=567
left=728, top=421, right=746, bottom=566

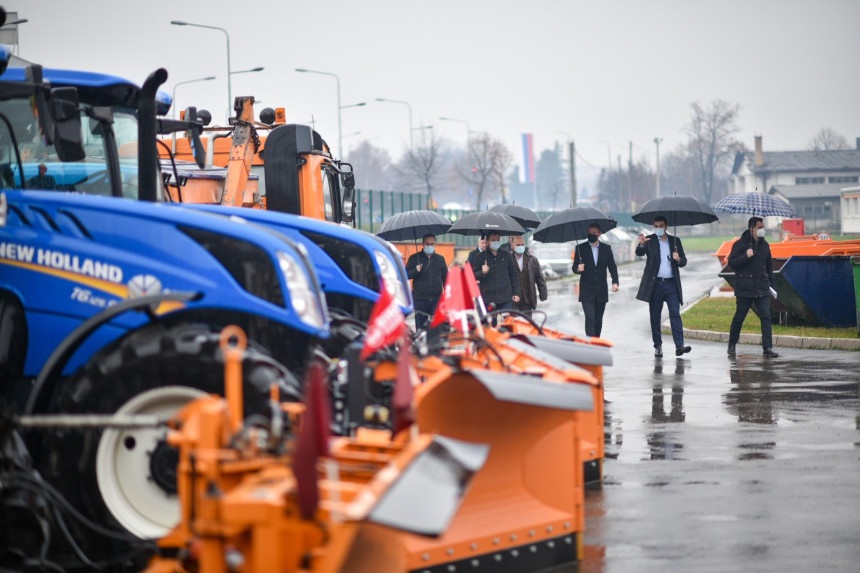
left=376, top=210, right=452, bottom=241
left=531, top=207, right=616, bottom=243
left=632, top=195, right=719, bottom=227
left=488, top=203, right=541, bottom=229
left=448, top=211, right=526, bottom=236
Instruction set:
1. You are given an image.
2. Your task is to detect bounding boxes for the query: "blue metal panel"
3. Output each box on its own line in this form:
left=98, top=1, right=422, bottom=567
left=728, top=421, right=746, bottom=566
left=780, top=256, right=856, bottom=328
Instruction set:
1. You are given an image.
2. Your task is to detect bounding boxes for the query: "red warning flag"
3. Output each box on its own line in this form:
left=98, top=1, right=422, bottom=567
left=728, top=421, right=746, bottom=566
left=292, top=362, right=330, bottom=519
left=360, top=282, right=406, bottom=361
left=392, top=335, right=416, bottom=434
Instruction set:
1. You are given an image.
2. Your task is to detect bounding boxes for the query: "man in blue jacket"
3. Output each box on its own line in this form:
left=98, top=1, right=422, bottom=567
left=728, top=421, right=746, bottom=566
left=726, top=217, right=778, bottom=358
left=635, top=216, right=691, bottom=358
left=405, top=234, right=448, bottom=330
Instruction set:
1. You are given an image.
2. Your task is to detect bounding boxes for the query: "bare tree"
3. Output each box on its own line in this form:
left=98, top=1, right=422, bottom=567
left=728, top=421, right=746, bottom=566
left=394, top=129, right=450, bottom=208
left=345, top=140, right=394, bottom=190
left=808, top=127, right=850, bottom=151
left=461, top=134, right=513, bottom=209
left=685, top=100, right=742, bottom=205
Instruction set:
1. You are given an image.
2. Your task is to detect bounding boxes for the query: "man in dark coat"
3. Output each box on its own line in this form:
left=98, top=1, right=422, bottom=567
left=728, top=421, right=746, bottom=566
left=635, top=216, right=691, bottom=357
left=470, top=232, right=521, bottom=311
left=27, top=163, right=57, bottom=190
left=405, top=233, right=448, bottom=330
left=573, top=224, right=619, bottom=337
left=466, top=234, right=488, bottom=285
left=727, top=217, right=778, bottom=357
left=510, top=235, right=546, bottom=318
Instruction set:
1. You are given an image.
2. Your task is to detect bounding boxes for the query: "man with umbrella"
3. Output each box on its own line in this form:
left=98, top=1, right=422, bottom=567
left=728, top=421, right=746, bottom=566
left=635, top=216, right=692, bottom=358
left=726, top=217, right=778, bottom=358
left=510, top=235, right=546, bottom=318
left=472, top=232, right=522, bottom=312
left=573, top=223, right=619, bottom=337
left=405, top=233, right=449, bottom=330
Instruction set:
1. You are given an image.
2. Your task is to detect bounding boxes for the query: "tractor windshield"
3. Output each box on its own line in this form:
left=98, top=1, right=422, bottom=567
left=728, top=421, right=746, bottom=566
left=0, top=98, right=145, bottom=199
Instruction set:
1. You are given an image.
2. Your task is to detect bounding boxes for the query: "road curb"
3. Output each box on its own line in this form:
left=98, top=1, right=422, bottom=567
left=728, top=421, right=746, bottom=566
left=662, top=295, right=860, bottom=351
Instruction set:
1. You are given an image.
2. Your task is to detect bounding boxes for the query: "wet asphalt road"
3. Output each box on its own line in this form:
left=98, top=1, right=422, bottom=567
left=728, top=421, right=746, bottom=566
left=538, top=253, right=860, bottom=573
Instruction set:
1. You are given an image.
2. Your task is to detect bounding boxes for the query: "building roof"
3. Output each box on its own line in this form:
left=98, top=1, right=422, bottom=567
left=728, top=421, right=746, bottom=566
left=736, top=149, right=860, bottom=174
left=769, top=184, right=845, bottom=199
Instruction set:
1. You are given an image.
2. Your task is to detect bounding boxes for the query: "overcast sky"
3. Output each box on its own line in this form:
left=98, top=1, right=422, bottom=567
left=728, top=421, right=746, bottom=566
left=10, top=0, right=860, bottom=192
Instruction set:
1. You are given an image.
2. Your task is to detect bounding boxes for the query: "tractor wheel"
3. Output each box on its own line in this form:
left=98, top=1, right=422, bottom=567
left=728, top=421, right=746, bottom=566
left=38, top=323, right=301, bottom=552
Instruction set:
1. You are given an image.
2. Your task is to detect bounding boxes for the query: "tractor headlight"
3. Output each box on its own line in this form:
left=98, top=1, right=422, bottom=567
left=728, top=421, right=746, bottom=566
left=374, top=250, right=409, bottom=308
left=278, top=250, right=326, bottom=329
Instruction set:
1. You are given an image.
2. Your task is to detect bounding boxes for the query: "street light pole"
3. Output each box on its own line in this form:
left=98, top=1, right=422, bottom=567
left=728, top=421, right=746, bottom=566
left=171, top=75, right=216, bottom=153
left=230, top=66, right=264, bottom=76
left=654, top=137, right=664, bottom=197
left=375, top=98, right=413, bottom=149
left=295, top=68, right=342, bottom=157
left=439, top=116, right=471, bottom=143
left=172, top=76, right=217, bottom=119
left=171, top=21, right=232, bottom=121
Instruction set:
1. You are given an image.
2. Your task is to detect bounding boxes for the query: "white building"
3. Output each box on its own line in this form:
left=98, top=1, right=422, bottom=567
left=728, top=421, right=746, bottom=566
left=729, top=136, right=860, bottom=232
left=841, top=185, right=860, bottom=234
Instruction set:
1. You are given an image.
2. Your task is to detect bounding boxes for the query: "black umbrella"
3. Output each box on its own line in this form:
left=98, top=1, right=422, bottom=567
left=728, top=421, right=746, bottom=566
left=448, top=211, right=526, bottom=236
left=632, top=194, right=720, bottom=253
left=531, top=207, right=617, bottom=243
left=632, top=195, right=719, bottom=227
left=488, top=203, right=541, bottom=229
left=375, top=210, right=452, bottom=242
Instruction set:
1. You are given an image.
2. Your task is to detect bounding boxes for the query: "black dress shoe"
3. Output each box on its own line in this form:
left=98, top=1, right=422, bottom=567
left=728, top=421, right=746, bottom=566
left=654, top=346, right=663, bottom=358
left=727, top=345, right=736, bottom=356
left=763, top=348, right=779, bottom=358
left=675, top=345, right=692, bottom=356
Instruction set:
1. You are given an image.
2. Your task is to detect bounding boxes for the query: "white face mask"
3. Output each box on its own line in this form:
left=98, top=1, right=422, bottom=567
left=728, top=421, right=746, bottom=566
left=423, top=245, right=435, bottom=255
left=514, top=245, right=526, bottom=254
left=755, top=228, right=766, bottom=238
left=654, top=228, right=666, bottom=237
left=489, top=241, right=501, bottom=251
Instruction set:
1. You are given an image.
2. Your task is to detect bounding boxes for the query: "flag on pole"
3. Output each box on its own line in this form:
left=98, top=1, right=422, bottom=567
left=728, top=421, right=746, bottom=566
left=292, top=362, right=330, bottom=519
left=522, top=133, right=535, bottom=183
left=360, top=282, right=407, bottom=360
left=431, top=266, right=473, bottom=327
left=392, top=336, right=416, bottom=434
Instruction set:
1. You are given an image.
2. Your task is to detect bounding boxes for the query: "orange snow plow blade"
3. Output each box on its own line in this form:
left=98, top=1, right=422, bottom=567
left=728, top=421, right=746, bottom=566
left=381, top=366, right=594, bottom=571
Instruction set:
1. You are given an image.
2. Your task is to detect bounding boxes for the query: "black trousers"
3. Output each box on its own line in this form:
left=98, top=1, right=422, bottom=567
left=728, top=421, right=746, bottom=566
left=581, top=300, right=607, bottom=337
left=729, top=296, right=773, bottom=350
left=413, top=298, right=437, bottom=330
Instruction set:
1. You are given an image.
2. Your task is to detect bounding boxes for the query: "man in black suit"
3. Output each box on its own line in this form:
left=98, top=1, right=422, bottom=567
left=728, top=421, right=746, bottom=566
left=572, top=224, right=619, bottom=337
left=635, top=216, right=691, bottom=358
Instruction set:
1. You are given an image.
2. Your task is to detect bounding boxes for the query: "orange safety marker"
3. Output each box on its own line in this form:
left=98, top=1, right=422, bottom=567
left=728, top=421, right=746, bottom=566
left=219, top=325, right=247, bottom=433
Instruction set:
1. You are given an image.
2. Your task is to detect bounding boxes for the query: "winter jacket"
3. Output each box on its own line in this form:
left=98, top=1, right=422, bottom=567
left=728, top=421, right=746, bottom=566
left=727, top=229, right=774, bottom=298
left=635, top=233, right=687, bottom=305
left=469, top=248, right=522, bottom=305
left=514, top=251, right=547, bottom=309
left=405, top=251, right=448, bottom=301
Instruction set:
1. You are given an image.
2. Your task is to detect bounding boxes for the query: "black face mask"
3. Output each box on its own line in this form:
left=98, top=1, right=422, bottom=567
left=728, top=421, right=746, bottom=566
left=587, top=233, right=598, bottom=243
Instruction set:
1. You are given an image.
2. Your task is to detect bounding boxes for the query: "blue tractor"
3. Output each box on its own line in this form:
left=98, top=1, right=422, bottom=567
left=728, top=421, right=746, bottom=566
left=0, top=48, right=409, bottom=561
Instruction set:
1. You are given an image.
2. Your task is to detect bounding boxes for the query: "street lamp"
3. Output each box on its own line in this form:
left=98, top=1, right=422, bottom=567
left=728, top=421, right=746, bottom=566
left=230, top=66, right=264, bottom=75
left=171, top=75, right=217, bottom=119
left=439, top=116, right=471, bottom=142
left=295, top=67, right=344, bottom=157
left=376, top=98, right=413, bottom=149
left=170, top=75, right=216, bottom=154
left=171, top=21, right=232, bottom=121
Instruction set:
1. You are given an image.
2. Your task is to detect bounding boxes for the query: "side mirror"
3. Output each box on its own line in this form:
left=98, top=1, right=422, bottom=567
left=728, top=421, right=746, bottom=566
left=341, top=186, right=355, bottom=224
left=184, top=106, right=207, bottom=169
left=49, top=87, right=85, bottom=162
